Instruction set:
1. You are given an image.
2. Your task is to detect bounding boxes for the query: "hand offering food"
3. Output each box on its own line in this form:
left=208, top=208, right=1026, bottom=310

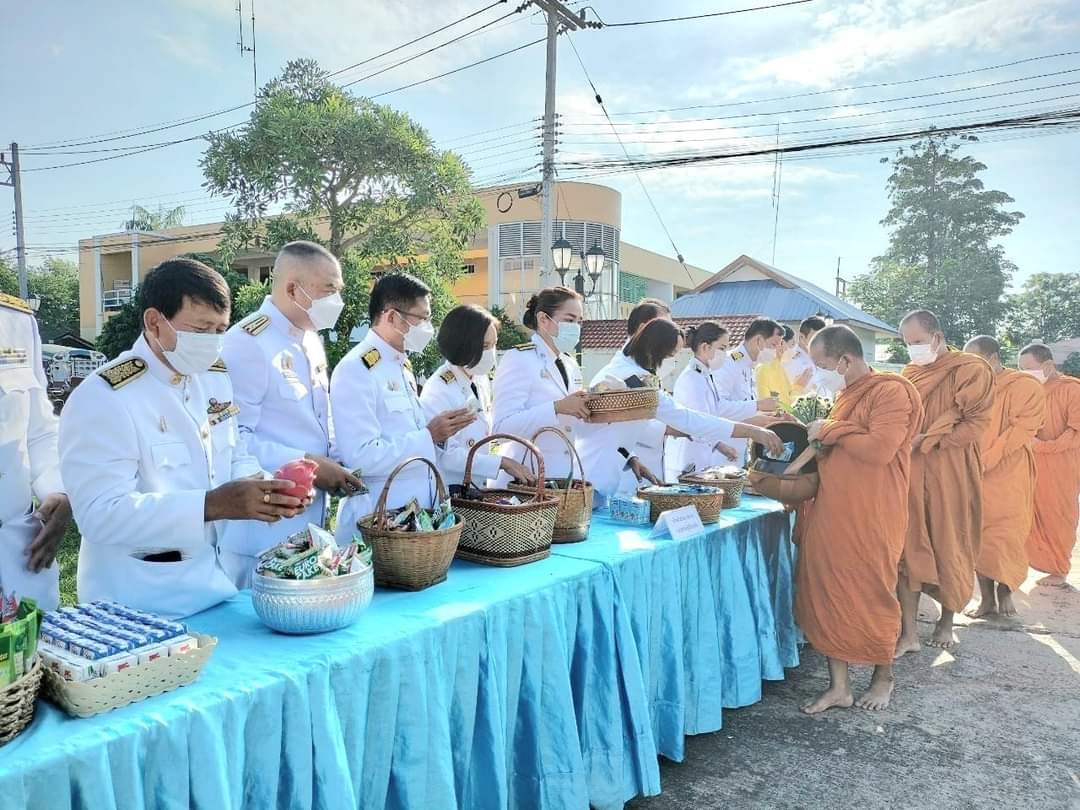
left=274, top=458, right=319, bottom=499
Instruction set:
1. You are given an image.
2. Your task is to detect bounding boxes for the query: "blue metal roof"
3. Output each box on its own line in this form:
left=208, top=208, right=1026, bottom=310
left=670, top=274, right=896, bottom=335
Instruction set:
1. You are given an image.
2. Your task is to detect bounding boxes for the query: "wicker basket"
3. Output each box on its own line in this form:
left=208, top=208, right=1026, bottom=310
left=678, top=467, right=747, bottom=508
left=747, top=445, right=819, bottom=506
left=508, top=426, right=594, bottom=543
left=452, top=434, right=560, bottom=566
left=1, top=657, right=43, bottom=745
left=42, top=634, right=217, bottom=718
left=637, top=485, right=726, bottom=524
left=358, top=457, right=462, bottom=591
left=585, top=388, right=659, bottom=424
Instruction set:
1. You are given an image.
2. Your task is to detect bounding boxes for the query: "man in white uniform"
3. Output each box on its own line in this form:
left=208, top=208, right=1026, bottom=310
left=60, top=259, right=307, bottom=618
left=0, top=292, right=71, bottom=609
left=713, top=317, right=784, bottom=464
left=330, top=272, right=474, bottom=544
left=784, top=316, right=828, bottom=397
left=221, top=241, right=363, bottom=586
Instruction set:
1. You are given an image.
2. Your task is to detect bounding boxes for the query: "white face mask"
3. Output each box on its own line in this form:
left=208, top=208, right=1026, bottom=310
left=395, top=312, right=435, bottom=354
left=782, top=347, right=797, bottom=362
left=818, top=367, right=846, bottom=392
left=296, top=286, right=344, bottom=331
left=1023, top=368, right=1048, bottom=383
left=907, top=343, right=937, bottom=366
left=659, top=356, right=676, bottom=380
left=467, top=347, right=497, bottom=377
left=551, top=320, right=581, bottom=354
left=708, top=346, right=728, bottom=370
left=158, top=319, right=224, bottom=376
left=757, top=347, right=777, bottom=364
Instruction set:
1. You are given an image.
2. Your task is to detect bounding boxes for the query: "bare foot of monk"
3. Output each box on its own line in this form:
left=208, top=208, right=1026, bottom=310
left=996, top=584, right=1018, bottom=617
left=927, top=613, right=957, bottom=649
left=965, top=575, right=997, bottom=618
left=1036, top=574, right=1077, bottom=591
left=802, top=687, right=854, bottom=715
left=855, top=666, right=894, bottom=711
left=894, top=633, right=921, bottom=658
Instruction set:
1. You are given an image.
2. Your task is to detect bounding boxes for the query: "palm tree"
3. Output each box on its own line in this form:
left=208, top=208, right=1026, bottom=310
left=121, top=204, right=186, bottom=232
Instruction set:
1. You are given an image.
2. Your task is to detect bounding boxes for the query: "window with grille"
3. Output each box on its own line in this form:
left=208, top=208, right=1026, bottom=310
left=619, top=272, right=648, bottom=304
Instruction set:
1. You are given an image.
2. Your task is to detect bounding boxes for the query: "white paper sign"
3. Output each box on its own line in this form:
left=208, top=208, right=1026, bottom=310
left=649, top=506, right=706, bottom=541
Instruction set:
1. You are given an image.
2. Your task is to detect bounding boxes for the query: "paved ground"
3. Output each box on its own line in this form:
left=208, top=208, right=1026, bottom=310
left=629, top=542, right=1080, bottom=810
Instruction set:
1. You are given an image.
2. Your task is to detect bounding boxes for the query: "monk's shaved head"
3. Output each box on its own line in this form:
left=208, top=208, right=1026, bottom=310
left=1020, top=342, right=1053, bottom=364
left=964, top=335, right=1000, bottom=360
left=900, top=309, right=942, bottom=335
left=811, top=325, right=864, bottom=362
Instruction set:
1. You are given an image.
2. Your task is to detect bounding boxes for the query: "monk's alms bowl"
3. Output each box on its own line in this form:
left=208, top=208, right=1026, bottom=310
left=252, top=562, right=374, bottom=634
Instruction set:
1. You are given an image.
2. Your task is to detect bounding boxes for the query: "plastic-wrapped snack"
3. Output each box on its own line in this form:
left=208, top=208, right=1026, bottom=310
left=609, top=494, right=651, bottom=525
left=0, top=627, right=16, bottom=686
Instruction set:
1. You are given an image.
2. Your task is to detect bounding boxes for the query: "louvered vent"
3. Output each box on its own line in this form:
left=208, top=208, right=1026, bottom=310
left=521, top=221, right=542, bottom=256
left=498, top=223, right=522, bottom=257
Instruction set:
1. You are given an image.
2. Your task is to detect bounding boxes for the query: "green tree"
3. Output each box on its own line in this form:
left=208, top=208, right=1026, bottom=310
left=0, top=257, right=18, bottom=296
left=1004, top=272, right=1080, bottom=344
left=848, top=134, right=1024, bottom=345
left=29, top=257, right=80, bottom=340
left=95, top=292, right=142, bottom=360
left=491, top=305, right=530, bottom=350
left=1063, top=352, right=1080, bottom=378
left=200, top=59, right=483, bottom=373
left=121, top=204, right=186, bottom=232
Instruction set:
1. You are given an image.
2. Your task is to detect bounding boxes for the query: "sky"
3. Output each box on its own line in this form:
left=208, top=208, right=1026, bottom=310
left=3, top=0, right=1079, bottom=298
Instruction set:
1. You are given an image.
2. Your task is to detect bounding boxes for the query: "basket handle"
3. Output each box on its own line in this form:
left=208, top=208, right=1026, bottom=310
left=371, top=456, right=449, bottom=529
left=462, top=433, right=546, bottom=501
left=527, top=426, right=586, bottom=489
left=783, top=445, right=817, bottom=476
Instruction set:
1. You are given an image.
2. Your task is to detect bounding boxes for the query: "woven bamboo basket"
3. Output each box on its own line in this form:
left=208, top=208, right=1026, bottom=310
left=637, top=485, right=726, bottom=524
left=42, top=634, right=217, bottom=718
left=358, top=457, right=462, bottom=591
left=452, top=434, right=560, bottom=566
left=0, top=657, right=43, bottom=745
left=678, top=467, right=747, bottom=508
left=508, top=426, right=594, bottom=543
left=585, top=388, right=659, bottom=424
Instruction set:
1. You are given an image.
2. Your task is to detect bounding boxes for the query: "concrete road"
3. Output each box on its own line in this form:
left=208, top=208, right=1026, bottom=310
left=630, top=544, right=1080, bottom=810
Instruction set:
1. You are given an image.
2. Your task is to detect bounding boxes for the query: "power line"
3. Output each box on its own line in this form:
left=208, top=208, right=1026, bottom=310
left=564, top=32, right=694, bottom=283
left=593, top=0, right=813, bottom=27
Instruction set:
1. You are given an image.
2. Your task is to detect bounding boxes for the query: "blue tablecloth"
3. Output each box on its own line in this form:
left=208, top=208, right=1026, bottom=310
left=552, top=496, right=800, bottom=762
left=0, top=500, right=797, bottom=810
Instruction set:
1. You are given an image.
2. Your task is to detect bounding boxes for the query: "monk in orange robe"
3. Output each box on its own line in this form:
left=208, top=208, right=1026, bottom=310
left=1020, top=343, right=1080, bottom=587
left=797, top=325, right=922, bottom=713
left=898, top=310, right=994, bottom=653
left=963, top=336, right=1045, bottom=616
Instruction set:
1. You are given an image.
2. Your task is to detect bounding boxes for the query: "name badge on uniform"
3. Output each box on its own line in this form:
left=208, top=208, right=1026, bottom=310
left=0, top=347, right=28, bottom=367
left=207, top=398, right=240, bottom=426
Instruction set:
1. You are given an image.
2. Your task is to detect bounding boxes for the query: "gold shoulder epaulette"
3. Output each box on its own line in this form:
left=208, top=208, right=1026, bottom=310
left=98, top=357, right=147, bottom=390
left=0, top=292, right=31, bottom=314
left=731, top=351, right=745, bottom=362
left=209, top=358, right=227, bottom=372
left=403, top=358, right=413, bottom=371
left=361, top=348, right=380, bottom=369
left=514, top=342, right=535, bottom=351
left=241, top=314, right=270, bottom=336
left=439, top=369, right=455, bottom=384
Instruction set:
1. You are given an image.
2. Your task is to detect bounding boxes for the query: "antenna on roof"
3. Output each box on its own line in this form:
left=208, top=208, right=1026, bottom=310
left=835, top=256, right=848, bottom=299
left=236, top=0, right=258, bottom=102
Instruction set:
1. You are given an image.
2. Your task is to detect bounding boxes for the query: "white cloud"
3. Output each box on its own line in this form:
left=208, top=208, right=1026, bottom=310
left=153, top=31, right=221, bottom=72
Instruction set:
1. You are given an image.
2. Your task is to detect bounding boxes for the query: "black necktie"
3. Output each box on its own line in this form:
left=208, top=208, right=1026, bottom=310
left=554, top=357, right=569, bottom=389
left=469, top=381, right=479, bottom=399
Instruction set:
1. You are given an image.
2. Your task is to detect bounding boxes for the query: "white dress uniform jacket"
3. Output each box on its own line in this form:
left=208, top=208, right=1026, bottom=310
left=592, top=350, right=668, bottom=480
left=711, top=342, right=760, bottom=465
left=59, top=336, right=264, bottom=618
left=0, top=295, right=63, bottom=609
left=419, top=362, right=501, bottom=487
left=578, top=354, right=736, bottom=502
left=666, top=356, right=758, bottom=480
left=331, top=330, right=435, bottom=544
left=491, top=332, right=585, bottom=480
left=221, top=299, right=334, bottom=561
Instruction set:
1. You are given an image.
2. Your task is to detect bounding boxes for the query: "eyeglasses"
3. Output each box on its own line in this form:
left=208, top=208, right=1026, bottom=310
left=392, top=307, right=431, bottom=324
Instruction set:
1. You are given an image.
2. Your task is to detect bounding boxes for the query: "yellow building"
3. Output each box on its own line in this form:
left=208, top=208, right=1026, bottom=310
left=77, top=181, right=710, bottom=341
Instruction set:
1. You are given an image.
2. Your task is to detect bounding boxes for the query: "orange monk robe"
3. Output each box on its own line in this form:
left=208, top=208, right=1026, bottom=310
left=903, top=351, right=995, bottom=613
left=795, top=372, right=923, bottom=665
left=978, top=370, right=1045, bottom=590
left=1026, top=375, right=1080, bottom=575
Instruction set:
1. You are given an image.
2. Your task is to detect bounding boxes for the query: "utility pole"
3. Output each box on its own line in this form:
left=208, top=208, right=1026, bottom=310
left=834, top=256, right=847, bottom=299
left=530, top=0, right=587, bottom=287
left=1, top=143, right=28, bottom=298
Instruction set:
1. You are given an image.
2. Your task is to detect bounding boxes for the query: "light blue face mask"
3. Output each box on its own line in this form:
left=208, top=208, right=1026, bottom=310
left=553, top=321, right=581, bottom=354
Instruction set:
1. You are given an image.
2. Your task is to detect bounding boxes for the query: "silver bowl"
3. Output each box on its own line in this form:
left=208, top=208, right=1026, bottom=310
left=252, top=563, right=374, bottom=634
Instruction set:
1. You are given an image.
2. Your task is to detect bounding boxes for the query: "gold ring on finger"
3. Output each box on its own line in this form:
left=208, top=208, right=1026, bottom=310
left=263, top=493, right=271, bottom=504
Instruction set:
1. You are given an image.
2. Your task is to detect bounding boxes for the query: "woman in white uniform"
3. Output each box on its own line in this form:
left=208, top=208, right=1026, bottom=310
left=579, top=319, right=784, bottom=503
left=666, top=321, right=741, bottom=481
left=420, top=304, right=535, bottom=488
left=492, top=287, right=593, bottom=480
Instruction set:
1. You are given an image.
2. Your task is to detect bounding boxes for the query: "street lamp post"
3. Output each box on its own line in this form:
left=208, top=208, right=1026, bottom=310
left=552, top=239, right=606, bottom=299
left=27, top=293, right=41, bottom=313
